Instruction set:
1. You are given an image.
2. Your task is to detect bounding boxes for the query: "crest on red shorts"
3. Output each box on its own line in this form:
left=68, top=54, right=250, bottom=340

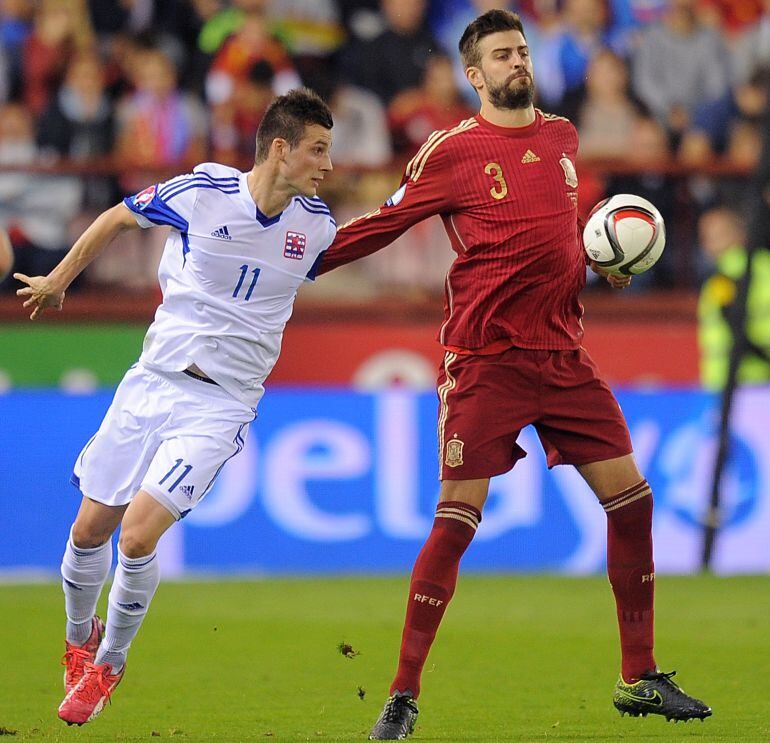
left=445, top=437, right=464, bottom=468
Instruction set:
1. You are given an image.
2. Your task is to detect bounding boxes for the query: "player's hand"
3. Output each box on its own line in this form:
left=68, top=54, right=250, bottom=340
left=14, top=273, right=66, bottom=320
left=589, top=261, right=632, bottom=290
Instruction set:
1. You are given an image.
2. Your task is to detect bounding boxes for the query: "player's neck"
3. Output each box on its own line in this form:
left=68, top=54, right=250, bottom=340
left=246, top=166, right=293, bottom=217
left=478, top=103, right=536, bottom=129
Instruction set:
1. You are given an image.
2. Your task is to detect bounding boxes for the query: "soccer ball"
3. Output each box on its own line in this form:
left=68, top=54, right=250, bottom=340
left=582, top=194, right=666, bottom=276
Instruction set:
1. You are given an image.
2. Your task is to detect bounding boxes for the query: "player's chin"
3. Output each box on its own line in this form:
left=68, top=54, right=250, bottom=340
left=300, top=182, right=319, bottom=197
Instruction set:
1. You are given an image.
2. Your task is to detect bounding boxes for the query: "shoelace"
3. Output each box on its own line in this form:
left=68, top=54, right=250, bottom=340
left=644, top=670, right=678, bottom=684
left=381, top=696, right=415, bottom=723
left=78, top=663, right=116, bottom=705
left=62, top=646, right=91, bottom=676
left=644, top=670, right=690, bottom=698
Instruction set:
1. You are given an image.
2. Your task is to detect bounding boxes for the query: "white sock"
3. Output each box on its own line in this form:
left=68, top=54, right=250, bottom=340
left=61, top=529, right=112, bottom=645
left=96, top=548, right=160, bottom=672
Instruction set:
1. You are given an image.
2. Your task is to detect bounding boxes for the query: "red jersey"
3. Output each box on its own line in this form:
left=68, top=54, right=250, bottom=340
left=318, top=110, right=587, bottom=352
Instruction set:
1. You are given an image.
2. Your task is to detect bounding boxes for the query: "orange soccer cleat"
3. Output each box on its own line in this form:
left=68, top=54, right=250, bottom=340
left=61, top=616, right=105, bottom=693
left=58, top=661, right=124, bottom=726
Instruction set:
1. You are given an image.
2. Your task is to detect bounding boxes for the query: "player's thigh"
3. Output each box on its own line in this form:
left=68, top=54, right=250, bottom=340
left=135, top=368, right=256, bottom=520
left=71, top=497, right=128, bottom=548
left=140, top=424, right=250, bottom=521
left=535, top=348, right=633, bottom=469
left=576, top=454, right=644, bottom=501
left=439, top=478, right=491, bottom=511
left=73, top=365, right=167, bottom=508
left=437, top=350, right=538, bottom=482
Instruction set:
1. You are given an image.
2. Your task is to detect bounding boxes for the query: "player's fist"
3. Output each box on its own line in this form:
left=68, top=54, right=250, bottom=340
left=0, top=228, right=13, bottom=282
left=14, top=273, right=66, bottom=320
left=589, top=260, right=632, bottom=290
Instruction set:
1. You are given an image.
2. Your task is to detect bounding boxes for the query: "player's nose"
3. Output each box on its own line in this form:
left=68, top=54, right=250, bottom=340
left=512, top=51, right=528, bottom=68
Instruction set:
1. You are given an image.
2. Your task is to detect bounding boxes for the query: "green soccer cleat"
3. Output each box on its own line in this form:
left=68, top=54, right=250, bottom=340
left=368, top=692, right=419, bottom=740
left=613, top=670, right=712, bottom=722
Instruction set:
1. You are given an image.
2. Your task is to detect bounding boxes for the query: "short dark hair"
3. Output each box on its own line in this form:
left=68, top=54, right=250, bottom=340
left=255, top=88, right=333, bottom=163
left=459, top=10, right=525, bottom=70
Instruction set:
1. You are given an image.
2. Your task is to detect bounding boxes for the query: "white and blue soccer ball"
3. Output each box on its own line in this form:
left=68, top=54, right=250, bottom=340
left=582, top=194, right=666, bottom=276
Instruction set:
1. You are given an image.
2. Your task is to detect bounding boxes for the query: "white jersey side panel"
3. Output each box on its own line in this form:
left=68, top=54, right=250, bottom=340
left=123, top=163, right=337, bottom=406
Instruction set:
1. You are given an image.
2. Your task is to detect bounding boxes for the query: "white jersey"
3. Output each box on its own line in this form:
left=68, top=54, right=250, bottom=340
left=123, top=162, right=337, bottom=407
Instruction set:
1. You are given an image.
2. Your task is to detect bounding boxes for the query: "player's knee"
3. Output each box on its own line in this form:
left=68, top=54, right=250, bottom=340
left=118, top=527, right=158, bottom=559
left=439, top=478, right=490, bottom=511
left=70, top=519, right=114, bottom=549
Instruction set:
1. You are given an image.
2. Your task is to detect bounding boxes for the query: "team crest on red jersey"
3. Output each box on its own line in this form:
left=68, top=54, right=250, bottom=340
left=133, top=185, right=156, bottom=209
left=284, top=231, right=307, bottom=259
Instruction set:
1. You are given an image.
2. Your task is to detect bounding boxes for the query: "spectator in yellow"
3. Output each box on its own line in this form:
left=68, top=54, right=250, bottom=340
left=698, top=206, right=770, bottom=390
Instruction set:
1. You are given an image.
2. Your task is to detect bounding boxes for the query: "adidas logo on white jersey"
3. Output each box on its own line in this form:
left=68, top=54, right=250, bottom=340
left=211, top=225, right=232, bottom=240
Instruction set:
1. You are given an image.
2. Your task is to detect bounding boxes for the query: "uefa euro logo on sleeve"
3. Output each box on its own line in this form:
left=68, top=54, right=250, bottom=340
left=133, top=185, right=156, bottom=209
left=283, top=231, right=307, bottom=260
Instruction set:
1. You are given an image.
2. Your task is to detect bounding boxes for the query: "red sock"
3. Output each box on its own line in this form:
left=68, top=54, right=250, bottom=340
left=603, top=479, right=656, bottom=683
left=390, top=501, right=480, bottom=698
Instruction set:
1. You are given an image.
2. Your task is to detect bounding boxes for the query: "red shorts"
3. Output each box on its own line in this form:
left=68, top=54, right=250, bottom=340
left=436, top=347, right=632, bottom=480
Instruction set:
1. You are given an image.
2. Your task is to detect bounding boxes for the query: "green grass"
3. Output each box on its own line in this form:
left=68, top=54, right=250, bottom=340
left=1, top=575, right=768, bottom=741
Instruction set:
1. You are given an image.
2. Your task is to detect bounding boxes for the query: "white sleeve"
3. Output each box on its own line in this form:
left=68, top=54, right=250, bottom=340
left=122, top=168, right=240, bottom=230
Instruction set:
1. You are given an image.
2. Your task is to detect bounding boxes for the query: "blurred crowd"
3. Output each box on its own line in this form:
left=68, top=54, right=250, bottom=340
left=0, top=0, right=768, bottom=296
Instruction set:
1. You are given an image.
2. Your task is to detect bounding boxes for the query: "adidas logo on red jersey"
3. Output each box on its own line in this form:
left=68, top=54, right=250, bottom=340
left=521, top=149, right=541, bottom=164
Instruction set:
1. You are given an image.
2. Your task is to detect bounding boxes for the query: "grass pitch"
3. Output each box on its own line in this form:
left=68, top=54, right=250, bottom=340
left=1, top=575, right=768, bottom=741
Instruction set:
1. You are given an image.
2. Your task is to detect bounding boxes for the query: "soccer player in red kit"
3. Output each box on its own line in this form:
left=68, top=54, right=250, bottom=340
left=318, top=9, right=712, bottom=740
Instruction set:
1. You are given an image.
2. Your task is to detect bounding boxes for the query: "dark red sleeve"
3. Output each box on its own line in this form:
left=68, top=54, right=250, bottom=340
left=573, top=123, right=590, bottom=264
left=578, top=214, right=591, bottom=265
left=317, top=143, right=455, bottom=275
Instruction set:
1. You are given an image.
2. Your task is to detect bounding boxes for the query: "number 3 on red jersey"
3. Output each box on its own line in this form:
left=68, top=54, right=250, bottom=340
left=484, top=162, right=508, bottom=200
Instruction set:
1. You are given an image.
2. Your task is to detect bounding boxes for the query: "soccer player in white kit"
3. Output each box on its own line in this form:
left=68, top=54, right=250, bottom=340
left=14, top=89, right=336, bottom=726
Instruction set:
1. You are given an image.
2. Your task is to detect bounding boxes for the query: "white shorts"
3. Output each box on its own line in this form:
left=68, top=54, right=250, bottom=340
left=72, top=364, right=257, bottom=520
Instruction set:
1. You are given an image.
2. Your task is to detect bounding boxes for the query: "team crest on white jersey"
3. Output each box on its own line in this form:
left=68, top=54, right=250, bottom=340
left=284, top=231, right=307, bottom=259
left=134, top=185, right=156, bottom=208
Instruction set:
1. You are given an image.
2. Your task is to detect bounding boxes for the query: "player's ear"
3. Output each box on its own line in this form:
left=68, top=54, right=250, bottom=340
left=270, top=137, right=290, bottom=161
left=466, top=66, right=483, bottom=92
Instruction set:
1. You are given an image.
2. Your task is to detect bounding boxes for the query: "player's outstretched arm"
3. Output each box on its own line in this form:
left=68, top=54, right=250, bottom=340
left=318, top=130, right=458, bottom=276
left=15, top=202, right=141, bottom=320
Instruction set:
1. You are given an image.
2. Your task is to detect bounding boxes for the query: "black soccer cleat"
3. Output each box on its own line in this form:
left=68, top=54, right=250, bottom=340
left=368, top=692, right=419, bottom=740
left=613, top=670, right=712, bottom=722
